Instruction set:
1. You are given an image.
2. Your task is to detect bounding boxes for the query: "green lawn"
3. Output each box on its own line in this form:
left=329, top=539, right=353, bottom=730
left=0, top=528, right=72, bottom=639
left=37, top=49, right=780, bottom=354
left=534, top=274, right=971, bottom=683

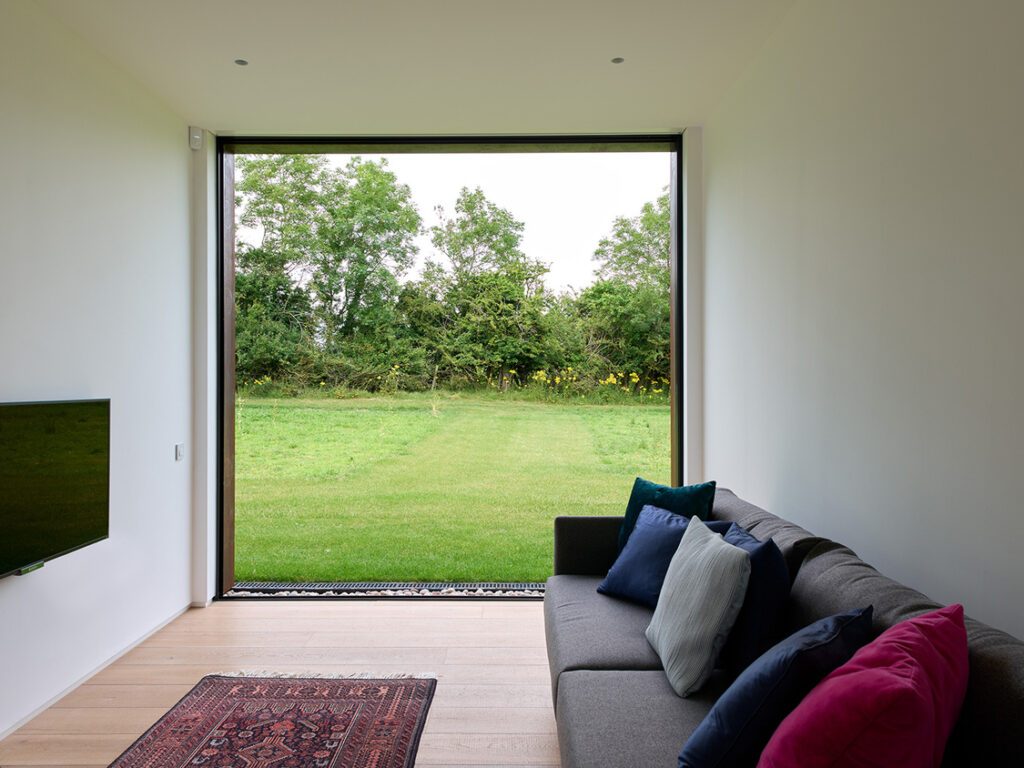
left=234, top=392, right=670, bottom=582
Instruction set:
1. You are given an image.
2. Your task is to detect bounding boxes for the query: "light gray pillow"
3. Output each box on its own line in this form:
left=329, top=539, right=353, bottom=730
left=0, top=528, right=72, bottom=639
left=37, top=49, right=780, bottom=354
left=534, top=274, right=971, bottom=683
left=645, top=516, right=751, bottom=696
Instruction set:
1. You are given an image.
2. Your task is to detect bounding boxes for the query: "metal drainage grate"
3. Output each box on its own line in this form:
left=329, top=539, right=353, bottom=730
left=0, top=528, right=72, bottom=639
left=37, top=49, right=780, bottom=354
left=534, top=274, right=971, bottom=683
left=227, top=581, right=545, bottom=598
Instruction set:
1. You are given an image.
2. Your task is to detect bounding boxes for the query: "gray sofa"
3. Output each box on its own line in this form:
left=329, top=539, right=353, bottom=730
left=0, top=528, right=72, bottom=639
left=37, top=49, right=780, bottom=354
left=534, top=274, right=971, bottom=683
left=544, top=488, right=1024, bottom=767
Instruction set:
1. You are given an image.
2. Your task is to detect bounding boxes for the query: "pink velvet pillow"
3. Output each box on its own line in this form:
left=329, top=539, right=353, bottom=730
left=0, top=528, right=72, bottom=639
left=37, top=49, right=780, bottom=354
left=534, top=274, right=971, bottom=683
left=758, top=604, right=969, bottom=768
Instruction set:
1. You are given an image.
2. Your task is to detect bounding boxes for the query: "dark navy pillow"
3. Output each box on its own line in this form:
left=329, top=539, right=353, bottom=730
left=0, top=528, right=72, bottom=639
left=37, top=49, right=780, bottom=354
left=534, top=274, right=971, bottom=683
left=617, top=478, right=717, bottom=553
left=718, top=524, right=790, bottom=672
left=598, top=505, right=730, bottom=607
left=678, top=606, right=875, bottom=768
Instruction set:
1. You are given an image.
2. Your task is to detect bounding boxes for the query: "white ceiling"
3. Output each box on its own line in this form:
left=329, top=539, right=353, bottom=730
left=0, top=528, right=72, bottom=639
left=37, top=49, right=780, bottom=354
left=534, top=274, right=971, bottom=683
left=38, top=0, right=795, bottom=136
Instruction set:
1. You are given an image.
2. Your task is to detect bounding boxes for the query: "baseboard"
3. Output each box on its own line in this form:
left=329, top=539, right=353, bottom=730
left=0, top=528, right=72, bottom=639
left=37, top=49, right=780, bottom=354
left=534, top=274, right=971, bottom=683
left=0, top=602, right=193, bottom=740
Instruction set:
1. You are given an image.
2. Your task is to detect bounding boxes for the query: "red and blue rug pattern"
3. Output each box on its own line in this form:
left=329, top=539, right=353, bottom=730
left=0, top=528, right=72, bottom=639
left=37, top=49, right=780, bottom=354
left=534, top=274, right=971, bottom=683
left=106, top=675, right=436, bottom=768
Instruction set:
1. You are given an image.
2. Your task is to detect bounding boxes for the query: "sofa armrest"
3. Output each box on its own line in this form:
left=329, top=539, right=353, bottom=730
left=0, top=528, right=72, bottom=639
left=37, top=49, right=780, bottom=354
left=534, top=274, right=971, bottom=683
left=553, top=516, right=623, bottom=576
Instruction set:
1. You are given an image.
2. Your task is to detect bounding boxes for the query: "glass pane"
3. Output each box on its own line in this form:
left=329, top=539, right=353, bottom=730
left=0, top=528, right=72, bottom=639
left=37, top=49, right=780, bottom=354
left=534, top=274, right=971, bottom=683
left=230, top=149, right=673, bottom=583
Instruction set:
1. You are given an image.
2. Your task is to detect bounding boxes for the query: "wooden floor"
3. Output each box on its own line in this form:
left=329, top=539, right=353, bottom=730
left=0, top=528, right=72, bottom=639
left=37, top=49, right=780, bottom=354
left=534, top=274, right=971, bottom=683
left=0, top=599, right=559, bottom=767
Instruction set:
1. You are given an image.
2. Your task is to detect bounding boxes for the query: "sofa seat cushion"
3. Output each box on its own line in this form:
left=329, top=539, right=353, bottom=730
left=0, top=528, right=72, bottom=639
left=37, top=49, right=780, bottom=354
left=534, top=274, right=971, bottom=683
left=544, top=575, right=661, bottom=703
left=555, top=670, right=731, bottom=768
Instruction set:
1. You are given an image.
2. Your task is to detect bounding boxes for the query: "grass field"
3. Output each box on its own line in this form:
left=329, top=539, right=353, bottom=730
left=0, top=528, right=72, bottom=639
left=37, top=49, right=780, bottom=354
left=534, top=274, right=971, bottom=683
left=234, top=392, right=670, bottom=582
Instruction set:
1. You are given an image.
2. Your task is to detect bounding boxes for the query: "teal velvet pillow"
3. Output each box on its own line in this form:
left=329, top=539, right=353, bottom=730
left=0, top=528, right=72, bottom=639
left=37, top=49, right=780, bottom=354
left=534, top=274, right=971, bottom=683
left=617, top=478, right=716, bottom=553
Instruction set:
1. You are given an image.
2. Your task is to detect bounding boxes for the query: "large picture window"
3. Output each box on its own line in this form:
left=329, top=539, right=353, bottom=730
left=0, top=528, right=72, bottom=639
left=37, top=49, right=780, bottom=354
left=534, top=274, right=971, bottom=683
left=217, top=136, right=684, bottom=596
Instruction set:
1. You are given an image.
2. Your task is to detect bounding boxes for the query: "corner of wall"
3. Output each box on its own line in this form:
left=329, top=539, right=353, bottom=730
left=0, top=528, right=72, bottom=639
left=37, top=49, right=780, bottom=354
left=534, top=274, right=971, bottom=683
left=191, top=129, right=219, bottom=606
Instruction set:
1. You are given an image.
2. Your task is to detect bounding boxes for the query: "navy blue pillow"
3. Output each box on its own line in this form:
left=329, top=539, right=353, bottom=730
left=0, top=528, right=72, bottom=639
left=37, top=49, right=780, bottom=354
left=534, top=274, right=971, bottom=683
left=617, top=478, right=717, bottom=553
left=678, top=606, right=875, bottom=768
left=718, top=524, right=790, bottom=672
left=598, top=505, right=731, bottom=607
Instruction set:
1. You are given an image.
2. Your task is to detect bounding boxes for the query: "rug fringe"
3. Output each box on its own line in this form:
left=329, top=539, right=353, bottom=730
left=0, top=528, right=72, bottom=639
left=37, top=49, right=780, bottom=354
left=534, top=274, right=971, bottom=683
left=212, top=670, right=437, bottom=680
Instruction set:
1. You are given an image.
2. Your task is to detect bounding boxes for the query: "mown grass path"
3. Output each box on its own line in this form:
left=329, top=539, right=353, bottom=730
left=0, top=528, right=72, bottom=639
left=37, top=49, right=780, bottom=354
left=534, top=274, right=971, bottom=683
left=235, top=393, right=669, bottom=581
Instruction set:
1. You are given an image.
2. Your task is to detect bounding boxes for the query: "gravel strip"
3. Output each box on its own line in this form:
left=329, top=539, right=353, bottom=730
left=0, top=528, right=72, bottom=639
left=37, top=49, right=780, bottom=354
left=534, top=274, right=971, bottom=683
left=225, top=587, right=544, bottom=598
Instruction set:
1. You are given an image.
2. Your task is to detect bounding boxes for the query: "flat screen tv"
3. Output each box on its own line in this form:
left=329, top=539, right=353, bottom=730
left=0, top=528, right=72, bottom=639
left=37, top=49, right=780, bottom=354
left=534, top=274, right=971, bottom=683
left=0, top=399, right=110, bottom=579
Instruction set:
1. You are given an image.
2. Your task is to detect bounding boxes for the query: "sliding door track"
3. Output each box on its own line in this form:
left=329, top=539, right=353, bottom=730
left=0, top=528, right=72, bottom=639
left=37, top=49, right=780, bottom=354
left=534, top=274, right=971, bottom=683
left=225, top=581, right=545, bottom=599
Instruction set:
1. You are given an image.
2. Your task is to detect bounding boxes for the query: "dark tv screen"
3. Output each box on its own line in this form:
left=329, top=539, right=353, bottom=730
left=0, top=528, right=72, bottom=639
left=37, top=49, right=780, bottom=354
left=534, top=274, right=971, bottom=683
left=0, top=399, right=110, bottom=579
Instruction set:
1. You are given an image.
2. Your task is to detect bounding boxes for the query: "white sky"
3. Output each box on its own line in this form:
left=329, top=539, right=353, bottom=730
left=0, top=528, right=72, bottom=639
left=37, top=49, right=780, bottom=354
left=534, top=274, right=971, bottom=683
left=240, top=151, right=671, bottom=294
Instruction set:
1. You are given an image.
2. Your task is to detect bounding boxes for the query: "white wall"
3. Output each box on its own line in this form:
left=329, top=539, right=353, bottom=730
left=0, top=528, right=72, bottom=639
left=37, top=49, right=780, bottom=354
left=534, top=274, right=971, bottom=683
left=704, top=0, right=1024, bottom=637
left=0, top=2, right=192, bottom=734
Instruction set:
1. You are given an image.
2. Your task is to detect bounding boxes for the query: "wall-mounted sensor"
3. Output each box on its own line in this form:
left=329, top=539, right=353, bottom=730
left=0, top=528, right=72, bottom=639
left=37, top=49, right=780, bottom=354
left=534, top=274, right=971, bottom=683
left=189, top=127, right=203, bottom=151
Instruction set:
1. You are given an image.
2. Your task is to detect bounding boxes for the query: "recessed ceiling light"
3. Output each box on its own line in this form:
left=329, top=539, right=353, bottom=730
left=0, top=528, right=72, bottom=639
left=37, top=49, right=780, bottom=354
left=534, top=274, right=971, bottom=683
left=611, top=57, right=625, bottom=64
left=234, top=59, right=249, bottom=66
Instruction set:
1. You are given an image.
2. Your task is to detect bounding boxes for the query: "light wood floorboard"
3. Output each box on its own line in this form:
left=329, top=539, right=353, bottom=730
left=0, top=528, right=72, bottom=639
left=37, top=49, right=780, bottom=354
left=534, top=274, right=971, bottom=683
left=0, top=599, right=559, bottom=767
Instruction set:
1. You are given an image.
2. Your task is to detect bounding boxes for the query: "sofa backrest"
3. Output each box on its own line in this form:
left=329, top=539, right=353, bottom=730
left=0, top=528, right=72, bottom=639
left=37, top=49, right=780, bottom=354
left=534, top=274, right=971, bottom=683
left=791, top=540, right=1024, bottom=765
left=709, top=488, right=828, bottom=580
left=712, top=488, right=1024, bottom=765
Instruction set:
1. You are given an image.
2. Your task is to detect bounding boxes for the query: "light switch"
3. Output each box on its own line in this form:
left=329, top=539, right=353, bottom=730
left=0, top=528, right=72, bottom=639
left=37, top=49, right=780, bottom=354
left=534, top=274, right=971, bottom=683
left=175, top=443, right=185, bottom=461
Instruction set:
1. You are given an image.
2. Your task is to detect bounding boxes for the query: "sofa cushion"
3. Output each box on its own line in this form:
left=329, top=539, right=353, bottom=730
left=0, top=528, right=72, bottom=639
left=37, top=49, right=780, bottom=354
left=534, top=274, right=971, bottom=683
left=708, top=487, right=777, bottom=529
left=946, top=617, right=1024, bottom=765
left=678, top=606, right=874, bottom=768
left=759, top=604, right=968, bottom=768
left=790, top=541, right=1024, bottom=765
left=710, top=488, right=829, bottom=580
left=555, top=669, right=730, bottom=768
left=598, top=507, right=731, bottom=607
left=718, top=524, right=790, bottom=672
left=788, top=541, right=942, bottom=635
left=646, top=518, right=751, bottom=696
left=618, top=478, right=716, bottom=552
left=544, top=575, right=661, bottom=704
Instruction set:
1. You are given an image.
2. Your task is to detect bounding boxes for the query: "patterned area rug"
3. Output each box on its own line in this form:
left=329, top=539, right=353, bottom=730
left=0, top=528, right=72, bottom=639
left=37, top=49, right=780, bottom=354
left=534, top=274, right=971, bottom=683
left=106, top=675, right=436, bottom=768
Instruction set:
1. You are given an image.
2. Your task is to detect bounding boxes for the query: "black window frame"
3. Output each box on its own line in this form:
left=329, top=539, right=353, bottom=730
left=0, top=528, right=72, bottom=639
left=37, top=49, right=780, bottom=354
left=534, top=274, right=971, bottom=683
left=215, top=134, right=685, bottom=597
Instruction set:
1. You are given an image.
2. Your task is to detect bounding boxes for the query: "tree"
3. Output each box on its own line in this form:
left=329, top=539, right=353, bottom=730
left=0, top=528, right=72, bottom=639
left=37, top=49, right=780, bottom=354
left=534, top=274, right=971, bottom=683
left=404, top=187, right=553, bottom=385
left=233, top=156, right=672, bottom=394
left=581, top=189, right=671, bottom=382
left=430, top=187, right=531, bottom=277
left=593, top=189, right=671, bottom=292
left=233, top=300, right=305, bottom=382
left=235, top=154, right=327, bottom=276
left=234, top=155, right=422, bottom=383
left=575, top=279, right=669, bottom=380
left=233, top=155, right=326, bottom=380
left=312, top=158, right=421, bottom=348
